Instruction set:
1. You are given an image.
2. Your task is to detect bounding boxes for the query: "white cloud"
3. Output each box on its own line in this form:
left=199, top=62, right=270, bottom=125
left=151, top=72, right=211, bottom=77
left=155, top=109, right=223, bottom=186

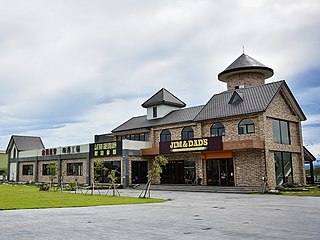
left=0, top=0, right=320, bottom=153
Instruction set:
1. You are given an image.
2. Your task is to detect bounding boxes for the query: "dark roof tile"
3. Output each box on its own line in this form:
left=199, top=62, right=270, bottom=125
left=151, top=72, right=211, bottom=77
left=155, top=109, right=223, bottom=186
left=141, top=88, right=186, bottom=108
left=113, top=105, right=203, bottom=132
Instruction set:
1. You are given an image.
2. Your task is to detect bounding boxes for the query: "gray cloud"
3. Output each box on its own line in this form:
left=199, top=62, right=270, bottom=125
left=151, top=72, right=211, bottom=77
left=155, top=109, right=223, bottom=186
left=0, top=0, right=319, bottom=157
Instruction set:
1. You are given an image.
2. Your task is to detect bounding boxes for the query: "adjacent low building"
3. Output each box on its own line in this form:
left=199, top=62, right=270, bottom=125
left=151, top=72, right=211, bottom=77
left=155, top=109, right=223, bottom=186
left=5, top=53, right=309, bottom=189
left=0, top=150, right=8, bottom=180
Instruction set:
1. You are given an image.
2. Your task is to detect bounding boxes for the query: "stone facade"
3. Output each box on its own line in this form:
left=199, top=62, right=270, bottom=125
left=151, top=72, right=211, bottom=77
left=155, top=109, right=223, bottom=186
left=117, top=85, right=305, bottom=188
left=38, top=160, right=58, bottom=183
left=226, top=72, right=265, bottom=90
left=19, top=162, right=35, bottom=182
left=61, top=159, right=87, bottom=184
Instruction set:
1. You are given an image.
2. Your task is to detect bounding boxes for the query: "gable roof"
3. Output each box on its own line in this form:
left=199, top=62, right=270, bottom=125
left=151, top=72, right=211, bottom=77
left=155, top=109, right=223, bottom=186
left=218, top=53, right=274, bottom=81
left=6, top=135, right=45, bottom=153
left=194, top=80, right=306, bottom=121
left=141, top=88, right=186, bottom=108
left=194, top=81, right=283, bottom=121
left=113, top=80, right=306, bottom=133
left=304, top=146, right=316, bottom=163
left=113, top=105, right=203, bottom=132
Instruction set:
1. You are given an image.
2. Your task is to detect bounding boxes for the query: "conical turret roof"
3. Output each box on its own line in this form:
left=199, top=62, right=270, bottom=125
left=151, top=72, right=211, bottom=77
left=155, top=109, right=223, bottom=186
left=218, top=53, right=274, bottom=82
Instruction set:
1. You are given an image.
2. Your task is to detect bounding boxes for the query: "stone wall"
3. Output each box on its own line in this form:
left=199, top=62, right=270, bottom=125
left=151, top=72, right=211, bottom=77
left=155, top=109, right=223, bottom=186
left=233, top=149, right=266, bottom=187
left=225, top=72, right=265, bottom=90
left=61, top=158, right=87, bottom=184
left=38, top=160, right=58, bottom=183
left=264, top=91, right=305, bottom=187
left=19, top=162, right=35, bottom=182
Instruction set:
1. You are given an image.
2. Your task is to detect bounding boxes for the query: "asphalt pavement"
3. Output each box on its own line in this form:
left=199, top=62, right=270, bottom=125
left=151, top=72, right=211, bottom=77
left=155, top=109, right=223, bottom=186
left=0, top=189, right=319, bottom=240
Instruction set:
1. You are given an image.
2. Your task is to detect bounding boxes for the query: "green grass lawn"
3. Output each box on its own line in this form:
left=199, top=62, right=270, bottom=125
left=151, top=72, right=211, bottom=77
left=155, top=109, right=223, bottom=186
left=279, top=186, right=320, bottom=197
left=0, top=184, right=165, bottom=210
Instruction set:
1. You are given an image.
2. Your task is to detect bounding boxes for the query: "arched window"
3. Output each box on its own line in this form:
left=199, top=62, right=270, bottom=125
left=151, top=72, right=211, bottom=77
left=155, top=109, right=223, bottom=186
left=160, top=129, right=171, bottom=142
left=181, top=126, right=194, bottom=140
left=238, top=119, right=255, bottom=134
left=211, top=123, right=225, bottom=137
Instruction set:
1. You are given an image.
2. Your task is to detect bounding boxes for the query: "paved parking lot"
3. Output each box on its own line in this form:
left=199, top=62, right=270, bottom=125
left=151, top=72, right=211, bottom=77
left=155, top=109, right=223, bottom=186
left=0, top=189, right=319, bottom=240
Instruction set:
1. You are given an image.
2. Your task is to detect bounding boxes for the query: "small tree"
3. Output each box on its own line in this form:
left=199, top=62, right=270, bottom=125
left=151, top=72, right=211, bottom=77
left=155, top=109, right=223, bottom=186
left=107, top=169, right=120, bottom=196
left=47, top=163, right=58, bottom=191
left=139, top=155, right=168, bottom=198
left=92, top=159, right=106, bottom=195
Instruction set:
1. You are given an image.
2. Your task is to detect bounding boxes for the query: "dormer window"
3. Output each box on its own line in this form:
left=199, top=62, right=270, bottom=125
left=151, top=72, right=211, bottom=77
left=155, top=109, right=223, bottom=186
left=142, top=88, right=186, bottom=120
left=229, top=91, right=243, bottom=104
left=153, top=107, right=157, bottom=118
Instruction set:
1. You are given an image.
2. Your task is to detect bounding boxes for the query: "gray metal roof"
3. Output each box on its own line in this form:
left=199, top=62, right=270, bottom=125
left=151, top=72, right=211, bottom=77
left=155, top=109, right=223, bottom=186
left=113, top=105, right=203, bottom=132
left=218, top=54, right=274, bottom=81
left=7, top=135, right=45, bottom=152
left=304, top=146, right=316, bottom=162
left=141, top=88, right=186, bottom=108
left=194, top=81, right=283, bottom=121
left=113, top=80, right=306, bottom=133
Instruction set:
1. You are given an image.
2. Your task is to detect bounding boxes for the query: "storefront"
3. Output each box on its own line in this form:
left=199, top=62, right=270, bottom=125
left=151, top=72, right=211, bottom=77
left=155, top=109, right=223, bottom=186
left=112, top=53, right=307, bottom=189
left=89, top=141, right=122, bottom=184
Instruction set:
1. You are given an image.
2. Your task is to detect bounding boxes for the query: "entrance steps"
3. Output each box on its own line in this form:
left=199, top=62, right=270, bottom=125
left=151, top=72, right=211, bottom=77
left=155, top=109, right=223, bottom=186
left=133, top=184, right=262, bottom=194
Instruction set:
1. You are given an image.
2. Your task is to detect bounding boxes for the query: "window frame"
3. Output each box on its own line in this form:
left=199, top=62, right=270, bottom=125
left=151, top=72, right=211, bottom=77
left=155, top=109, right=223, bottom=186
left=22, top=165, right=33, bottom=175
left=274, top=151, right=293, bottom=185
left=181, top=126, right=194, bottom=140
left=238, top=119, right=255, bottom=134
left=272, top=119, right=290, bottom=144
left=153, top=106, right=157, bottom=118
left=160, top=129, right=171, bottom=142
left=211, top=122, right=225, bottom=137
left=66, top=162, right=83, bottom=176
left=42, top=164, right=51, bottom=176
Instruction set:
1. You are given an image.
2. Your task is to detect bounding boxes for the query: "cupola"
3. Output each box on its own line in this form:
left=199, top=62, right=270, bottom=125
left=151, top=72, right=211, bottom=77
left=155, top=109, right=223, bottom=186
left=218, top=53, right=274, bottom=90
left=142, top=88, right=186, bottom=120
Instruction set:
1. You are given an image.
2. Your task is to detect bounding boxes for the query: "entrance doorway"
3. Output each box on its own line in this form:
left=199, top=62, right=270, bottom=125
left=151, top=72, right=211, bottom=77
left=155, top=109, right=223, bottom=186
left=161, top=160, right=195, bottom=184
left=206, top=159, right=234, bottom=186
left=131, top=161, right=148, bottom=184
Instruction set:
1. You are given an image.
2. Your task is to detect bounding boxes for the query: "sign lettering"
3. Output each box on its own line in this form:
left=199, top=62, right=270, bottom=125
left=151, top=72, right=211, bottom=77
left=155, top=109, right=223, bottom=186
left=159, top=137, right=223, bottom=154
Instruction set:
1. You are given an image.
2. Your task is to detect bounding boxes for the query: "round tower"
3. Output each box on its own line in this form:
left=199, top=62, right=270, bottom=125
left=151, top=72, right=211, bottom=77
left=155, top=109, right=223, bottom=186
left=218, top=53, right=274, bottom=90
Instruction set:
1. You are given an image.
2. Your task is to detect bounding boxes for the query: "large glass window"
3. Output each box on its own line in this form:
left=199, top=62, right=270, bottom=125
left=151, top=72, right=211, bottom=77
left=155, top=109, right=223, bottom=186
left=132, top=161, right=148, bottom=184
left=275, top=152, right=293, bottom=185
left=160, top=129, right=171, bottom=142
left=272, top=119, right=290, bottom=144
left=211, top=123, right=225, bottom=137
left=95, top=161, right=121, bottom=183
left=122, top=133, right=149, bottom=142
left=42, top=164, right=51, bottom=176
left=22, top=165, right=33, bottom=175
left=238, top=119, right=255, bottom=134
left=67, top=163, right=83, bottom=176
left=181, top=126, right=194, bottom=140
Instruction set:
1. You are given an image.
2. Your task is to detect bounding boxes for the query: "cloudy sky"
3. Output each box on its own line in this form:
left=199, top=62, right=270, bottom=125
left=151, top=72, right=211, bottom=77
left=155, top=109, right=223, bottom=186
left=0, top=0, right=319, bottom=159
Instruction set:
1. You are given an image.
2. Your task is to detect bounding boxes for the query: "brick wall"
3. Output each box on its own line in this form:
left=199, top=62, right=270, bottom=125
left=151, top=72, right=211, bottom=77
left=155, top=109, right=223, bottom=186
left=19, top=162, right=35, bottom=182
left=226, top=72, right=265, bottom=90
left=264, top=91, right=305, bottom=187
left=61, top=159, right=87, bottom=184
left=38, top=160, right=58, bottom=183
left=233, top=149, right=266, bottom=187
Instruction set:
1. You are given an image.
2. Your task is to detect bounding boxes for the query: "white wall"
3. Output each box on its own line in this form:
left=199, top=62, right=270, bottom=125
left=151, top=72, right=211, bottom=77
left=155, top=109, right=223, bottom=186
left=9, top=162, right=17, bottom=181
left=122, top=139, right=151, bottom=150
left=18, top=144, right=90, bottom=158
left=146, top=105, right=180, bottom=120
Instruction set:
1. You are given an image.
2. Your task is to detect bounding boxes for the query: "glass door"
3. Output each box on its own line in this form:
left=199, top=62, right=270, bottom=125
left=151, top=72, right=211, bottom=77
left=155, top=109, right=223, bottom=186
left=206, top=159, right=234, bottom=186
